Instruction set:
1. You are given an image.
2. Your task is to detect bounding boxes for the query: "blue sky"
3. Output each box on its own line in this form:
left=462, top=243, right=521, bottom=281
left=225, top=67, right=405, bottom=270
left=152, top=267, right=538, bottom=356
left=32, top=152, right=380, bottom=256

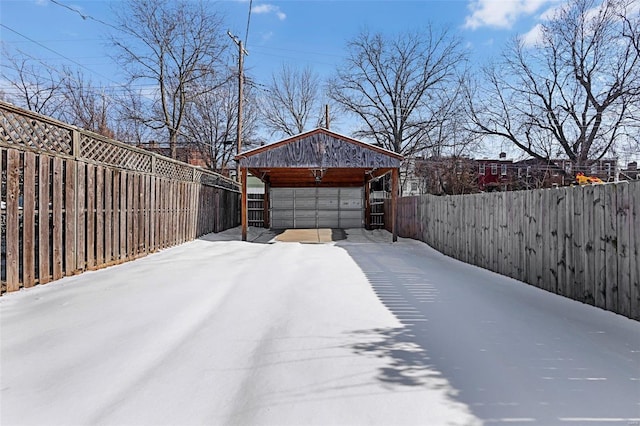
left=1, top=0, right=560, bottom=90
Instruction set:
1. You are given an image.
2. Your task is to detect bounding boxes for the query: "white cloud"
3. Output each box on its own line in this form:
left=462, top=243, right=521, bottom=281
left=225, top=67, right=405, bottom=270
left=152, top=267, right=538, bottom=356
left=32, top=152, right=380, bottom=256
left=521, top=23, right=544, bottom=46
left=464, top=0, right=552, bottom=29
left=539, top=3, right=564, bottom=21
left=252, top=4, right=286, bottom=21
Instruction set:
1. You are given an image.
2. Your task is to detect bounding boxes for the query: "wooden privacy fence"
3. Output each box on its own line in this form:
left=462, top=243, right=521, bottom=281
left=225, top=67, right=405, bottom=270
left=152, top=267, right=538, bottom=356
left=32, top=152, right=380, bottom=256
left=0, top=101, right=240, bottom=295
left=387, top=182, right=640, bottom=320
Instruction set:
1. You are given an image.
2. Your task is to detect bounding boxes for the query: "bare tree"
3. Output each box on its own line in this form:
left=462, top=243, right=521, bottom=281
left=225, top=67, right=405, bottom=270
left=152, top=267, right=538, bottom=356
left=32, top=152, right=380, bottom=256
left=0, top=47, right=64, bottom=116
left=260, top=64, right=324, bottom=137
left=112, top=87, right=156, bottom=145
left=468, top=0, right=640, bottom=170
left=328, top=27, right=466, bottom=157
left=415, top=157, right=479, bottom=195
left=111, top=0, right=228, bottom=158
left=183, top=77, right=260, bottom=172
left=621, top=6, right=640, bottom=151
left=59, top=67, right=115, bottom=138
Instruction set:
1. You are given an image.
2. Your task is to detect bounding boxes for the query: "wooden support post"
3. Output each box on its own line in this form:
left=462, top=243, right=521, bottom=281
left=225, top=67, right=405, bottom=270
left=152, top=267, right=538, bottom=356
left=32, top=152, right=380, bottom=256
left=241, top=167, right=248, bottom=241
left=263, top=182, right=270, bottom=229
left=391, top=168, right=399, bottom=242
left=364, top=178, right=371, bottom=230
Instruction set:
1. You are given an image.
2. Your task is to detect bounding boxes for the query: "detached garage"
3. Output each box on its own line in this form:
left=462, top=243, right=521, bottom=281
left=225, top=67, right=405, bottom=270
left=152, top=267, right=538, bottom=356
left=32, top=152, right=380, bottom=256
left=236, top=128, right=402, bottom=241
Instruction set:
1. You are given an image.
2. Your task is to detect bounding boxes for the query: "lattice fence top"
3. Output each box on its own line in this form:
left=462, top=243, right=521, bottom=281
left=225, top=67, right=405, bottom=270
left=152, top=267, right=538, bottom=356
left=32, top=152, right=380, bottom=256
left=155, top=157, right=194, bottom=181
left=80, top=134, right=153, bottom=173
left=0, top=101, right=239, bottom=190
left=0, top=104, right=73, bottom=156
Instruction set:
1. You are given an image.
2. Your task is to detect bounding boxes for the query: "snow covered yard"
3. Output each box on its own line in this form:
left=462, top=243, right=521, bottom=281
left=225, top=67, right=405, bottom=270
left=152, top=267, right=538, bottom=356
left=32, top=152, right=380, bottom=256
left=1, top=228, right=639, bottom=426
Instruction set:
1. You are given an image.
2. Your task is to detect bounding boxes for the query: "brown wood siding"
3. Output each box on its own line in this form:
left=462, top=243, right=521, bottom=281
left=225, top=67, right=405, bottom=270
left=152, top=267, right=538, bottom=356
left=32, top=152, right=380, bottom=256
left=240, top=132, right=400, bottom=169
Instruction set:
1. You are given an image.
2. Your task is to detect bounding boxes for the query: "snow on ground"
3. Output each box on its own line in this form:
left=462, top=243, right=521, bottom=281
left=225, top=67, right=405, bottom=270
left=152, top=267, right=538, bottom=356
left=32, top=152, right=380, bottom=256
left=1, top=228, right=639, bottom=426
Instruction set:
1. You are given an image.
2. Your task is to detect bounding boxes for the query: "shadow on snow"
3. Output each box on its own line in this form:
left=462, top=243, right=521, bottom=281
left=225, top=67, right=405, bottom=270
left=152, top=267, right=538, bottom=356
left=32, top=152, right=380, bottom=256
left=337, top=239, right=640, bottom=425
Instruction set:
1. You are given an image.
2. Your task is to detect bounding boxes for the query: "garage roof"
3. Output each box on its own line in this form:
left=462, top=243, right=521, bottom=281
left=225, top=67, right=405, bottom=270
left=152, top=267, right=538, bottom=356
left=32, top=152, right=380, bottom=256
left=236, top=128, right=402, bottom=187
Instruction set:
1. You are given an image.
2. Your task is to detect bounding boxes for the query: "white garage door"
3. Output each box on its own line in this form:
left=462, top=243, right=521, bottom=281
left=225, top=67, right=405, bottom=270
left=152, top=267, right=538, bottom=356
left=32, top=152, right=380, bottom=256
left=270, top=187, right=363, bottom=229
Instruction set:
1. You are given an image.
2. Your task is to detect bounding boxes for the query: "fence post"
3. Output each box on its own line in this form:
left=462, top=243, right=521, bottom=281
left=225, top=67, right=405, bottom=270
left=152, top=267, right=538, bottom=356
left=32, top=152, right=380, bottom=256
left=72, top=130, right=80, bottom=159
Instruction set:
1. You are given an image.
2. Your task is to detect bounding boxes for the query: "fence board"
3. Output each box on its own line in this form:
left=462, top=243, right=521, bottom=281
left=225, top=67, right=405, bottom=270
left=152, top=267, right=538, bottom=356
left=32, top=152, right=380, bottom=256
left=478, top=193, right=487, bottom=268
left=132, top=173, right=139, bottom=256
left=631, top=182, right=640, bottom=320
left=76, top=163, right=85, bottom=272
left=159, top=179, right=166, bottom=248
left=593, top=185, right=606, bottom=310
left=52, top=157, right=63, bottom=280
left=527, top=190, right=537, bottom=287
left=140, top=174, right=146, bottom=252
left=165, top=179, right=170, bottom=247
left=504, top=193, right=513, bottom=278
left=534, top=190, right=544, bottom=290
left=6, top=150, right=20, bottom=291
left=560, top=188, right=572, bottom=298
left=157, top=179, right=163, bottom=248
left=112, top=171, right=121, bottom=262
left=38, top=155, right=51, bottom=284
left=126, top=172, right=134, bottom=258
left=188, top=183, right=195, bottom=240
left=177, top=182, right=183, bottom=244
left=86, top=164, right=95, bottom=270
left=143, top=175, right=149, bottom=251
left=493, top=194, right=501, bottom=273
left=183, top=183, right=189, bottom=241
left=169, top=181, right=175, bottom=245
left=583, top=186, right=595, bottom=305
left=500, top=193, right=508, bottom=276
left=572, top=187, right=585, bottom=303
left=616, top=183, right=631, bottom=318
left=96, top=166, right=104, bottom=266
left=150, top=176, right=156, bottom=252
left=23, top=151, right=36, bottom=288
left=517, top=191, right=526, bottom=281
left=509, top=192, right=518, bottom=281
left=464, top=196, right=471, bottom=264
left=173, top=182, right=178, bottom=244
left=143, top=175, right=149, bottom=254
left=604, top=185, right=618, bottom=312
left=65, top=161, right=77, bottom=275
left=176, top=181, right=180, bottom=242
left=104, top=168, right=112, bottom=264
left=119, top=171, right=127, bottom=260
left=549, top=189, right=559, bottom=294
left=542, top=190, right=553, bottom=292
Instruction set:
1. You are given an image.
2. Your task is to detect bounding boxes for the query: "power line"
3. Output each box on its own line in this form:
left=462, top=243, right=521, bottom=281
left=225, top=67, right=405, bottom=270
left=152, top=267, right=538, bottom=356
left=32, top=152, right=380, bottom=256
left=245, top=0, right=253, bottom=47
left=49, top=0, right=121, bottom=32
left=0, top=24, right=121, bottom=87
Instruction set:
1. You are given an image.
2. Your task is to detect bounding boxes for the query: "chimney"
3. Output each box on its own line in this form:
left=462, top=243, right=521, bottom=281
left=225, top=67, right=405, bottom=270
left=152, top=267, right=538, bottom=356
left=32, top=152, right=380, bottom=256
left=628, top=161, right=638, bottom=171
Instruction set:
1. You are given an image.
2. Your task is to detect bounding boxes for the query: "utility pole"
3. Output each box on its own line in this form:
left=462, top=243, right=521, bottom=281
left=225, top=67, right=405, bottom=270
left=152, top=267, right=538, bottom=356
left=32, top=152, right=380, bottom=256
left=228, top=31, right=248, bottom=182
left=325, top=104, right=330, bottom=130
